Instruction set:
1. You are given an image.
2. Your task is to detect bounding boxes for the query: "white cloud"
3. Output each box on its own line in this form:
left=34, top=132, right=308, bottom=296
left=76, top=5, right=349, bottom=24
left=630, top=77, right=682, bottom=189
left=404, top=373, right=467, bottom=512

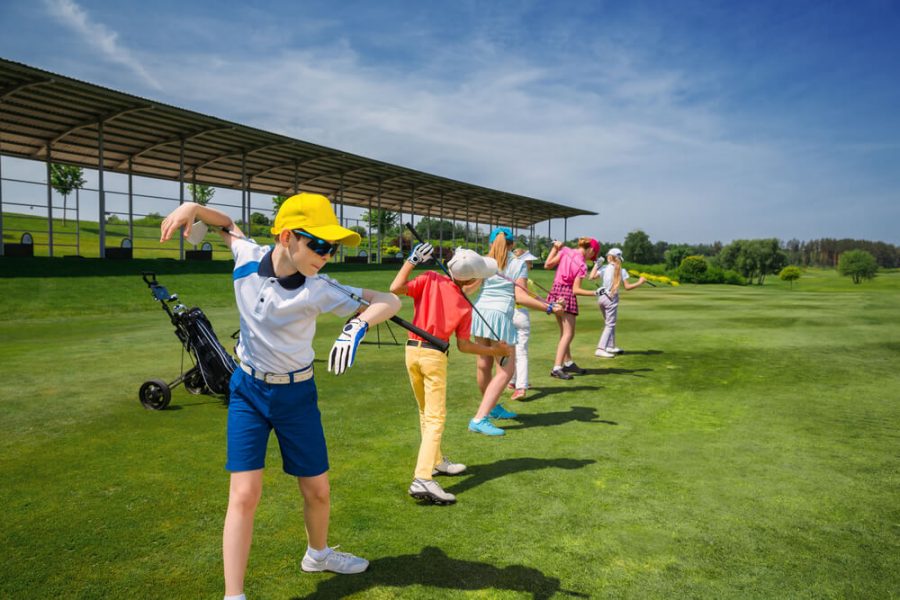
left=42, top=0, right=160, bottom=89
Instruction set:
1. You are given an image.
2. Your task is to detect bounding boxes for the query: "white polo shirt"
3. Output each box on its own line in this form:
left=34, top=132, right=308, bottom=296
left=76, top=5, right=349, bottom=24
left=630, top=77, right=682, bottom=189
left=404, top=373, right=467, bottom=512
left=597, top=264, right=629, bottom=292
left=231, top=238, right=362, bottom=374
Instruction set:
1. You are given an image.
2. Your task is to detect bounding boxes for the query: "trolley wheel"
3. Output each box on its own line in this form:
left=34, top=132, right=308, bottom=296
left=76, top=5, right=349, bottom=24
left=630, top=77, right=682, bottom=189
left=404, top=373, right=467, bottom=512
left=184, top=369, right=208, bottom=395
left=139, top=379, right=171, bottom=410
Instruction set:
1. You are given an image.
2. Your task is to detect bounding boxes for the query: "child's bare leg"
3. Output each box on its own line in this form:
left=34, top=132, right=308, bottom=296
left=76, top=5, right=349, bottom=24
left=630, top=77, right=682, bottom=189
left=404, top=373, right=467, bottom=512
left=474, top=342, right=516, bottom=419
left=223, top=469, right=264, bottom=597
left=554, top=313, right=576, bottom=366
left=475, top=337, right=494, bottom=395
left=298, top=473, right=331, bottom=550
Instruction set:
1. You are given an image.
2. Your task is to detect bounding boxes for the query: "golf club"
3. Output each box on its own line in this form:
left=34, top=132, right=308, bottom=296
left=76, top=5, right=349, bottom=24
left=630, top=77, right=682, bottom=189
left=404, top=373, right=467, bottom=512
left=405, top=223, right=510, bottom=366
left=320, top=277, right=450, bottom=353
left=202, top=222, right=450, bottom=353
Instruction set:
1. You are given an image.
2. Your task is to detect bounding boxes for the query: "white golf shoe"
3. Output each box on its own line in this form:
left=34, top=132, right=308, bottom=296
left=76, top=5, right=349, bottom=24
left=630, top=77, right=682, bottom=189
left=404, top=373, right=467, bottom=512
left=607, top=347, right=623, bottom=354
left=409, top=478, right=457, bottom=504
left=432, top=457, right=466, bottom=476
left=301, top=547, right=369, bottom=574
left=594, top=348, right=616, bottom=358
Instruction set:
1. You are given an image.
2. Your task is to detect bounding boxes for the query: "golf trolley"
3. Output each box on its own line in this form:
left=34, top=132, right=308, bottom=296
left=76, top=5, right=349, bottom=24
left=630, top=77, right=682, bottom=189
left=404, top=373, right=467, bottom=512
left=139, top=272, right=237, bottom=410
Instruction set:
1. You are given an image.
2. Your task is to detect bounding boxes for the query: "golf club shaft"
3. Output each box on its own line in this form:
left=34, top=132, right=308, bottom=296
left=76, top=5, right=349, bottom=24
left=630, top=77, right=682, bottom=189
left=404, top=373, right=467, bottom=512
left=405, top=223, right=509, bottom=365
left=321, top=277, right=450, bottom=353
left=219, top=224, right=449, bottom=352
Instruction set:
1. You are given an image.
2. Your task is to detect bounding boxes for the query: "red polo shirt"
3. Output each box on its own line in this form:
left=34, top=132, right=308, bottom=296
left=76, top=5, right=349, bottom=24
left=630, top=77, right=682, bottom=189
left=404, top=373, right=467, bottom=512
left=405, top=270, right=472, bottom=343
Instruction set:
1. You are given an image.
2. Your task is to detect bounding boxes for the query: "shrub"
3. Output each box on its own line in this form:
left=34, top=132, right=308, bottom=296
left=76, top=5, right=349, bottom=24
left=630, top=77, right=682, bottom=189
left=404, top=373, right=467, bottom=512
left=678, top=255, right=708, bottom=283
left=722, top=270, right=746, bottom=285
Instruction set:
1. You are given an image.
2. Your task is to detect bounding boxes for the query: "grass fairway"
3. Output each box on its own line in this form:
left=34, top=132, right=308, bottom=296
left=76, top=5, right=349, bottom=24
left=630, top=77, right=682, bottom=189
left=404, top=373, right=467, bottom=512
left=1, top=261, right=898, bottom=599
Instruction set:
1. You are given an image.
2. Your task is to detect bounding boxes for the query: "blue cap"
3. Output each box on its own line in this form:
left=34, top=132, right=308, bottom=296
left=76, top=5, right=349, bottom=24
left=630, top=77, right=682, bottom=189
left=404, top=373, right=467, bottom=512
left=489, top=226, right=514, bottom=244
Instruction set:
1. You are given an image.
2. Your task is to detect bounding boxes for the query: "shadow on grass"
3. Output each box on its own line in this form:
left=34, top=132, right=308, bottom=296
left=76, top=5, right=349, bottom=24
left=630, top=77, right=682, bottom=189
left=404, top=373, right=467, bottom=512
left=582, top=367, right=653, bottom=377
left=443, top=457, right=596, bottom=496
left=619, top=349, right=663, bottom=356
left=519, top=385, right=602, bottom=402
left=503, top=406, right=615, bottom=431
left=292, top=546, right=589, bottom=600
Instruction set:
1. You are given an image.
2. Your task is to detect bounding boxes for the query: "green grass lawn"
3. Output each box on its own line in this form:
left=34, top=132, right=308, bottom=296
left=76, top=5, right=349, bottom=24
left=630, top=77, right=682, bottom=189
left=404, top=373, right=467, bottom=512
left=1, top=261, right=898, bottom=599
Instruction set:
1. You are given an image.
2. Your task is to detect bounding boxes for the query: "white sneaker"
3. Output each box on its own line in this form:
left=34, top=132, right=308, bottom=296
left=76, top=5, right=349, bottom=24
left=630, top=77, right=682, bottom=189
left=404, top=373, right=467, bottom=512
left=432, top=457, right=466, bottom=476
left=301, top=547, right=369, bottom=574
left=608, top=347, right=623, bottom=354
left=594, top=348, right=616, bottom=358
left=408, top=478, right=457, bottom=504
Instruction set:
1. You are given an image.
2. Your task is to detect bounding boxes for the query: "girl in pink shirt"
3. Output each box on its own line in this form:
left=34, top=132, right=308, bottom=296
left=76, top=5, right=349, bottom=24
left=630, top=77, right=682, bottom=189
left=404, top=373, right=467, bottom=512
left=544, top=237, right=600, bottom=380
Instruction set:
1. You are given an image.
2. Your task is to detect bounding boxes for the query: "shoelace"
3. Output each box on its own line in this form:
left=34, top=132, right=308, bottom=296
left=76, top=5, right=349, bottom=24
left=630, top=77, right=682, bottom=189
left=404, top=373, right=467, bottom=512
left=325, top=546, right=358, bottom=564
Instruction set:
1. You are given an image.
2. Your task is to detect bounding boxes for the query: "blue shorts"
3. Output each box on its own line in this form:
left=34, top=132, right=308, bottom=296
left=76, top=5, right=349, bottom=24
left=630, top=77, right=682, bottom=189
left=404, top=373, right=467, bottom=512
left=226, top=367, right=328, bottom=477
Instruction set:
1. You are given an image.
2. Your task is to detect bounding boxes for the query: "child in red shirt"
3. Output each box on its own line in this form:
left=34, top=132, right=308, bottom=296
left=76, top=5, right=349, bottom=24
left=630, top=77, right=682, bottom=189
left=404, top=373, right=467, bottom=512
left=390, top=245, right=511, bottom=504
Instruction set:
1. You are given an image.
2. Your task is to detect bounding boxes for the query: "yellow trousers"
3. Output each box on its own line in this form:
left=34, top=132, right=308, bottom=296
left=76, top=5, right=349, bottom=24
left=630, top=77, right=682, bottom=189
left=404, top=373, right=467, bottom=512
left=405, top=345, right=449, bottom=480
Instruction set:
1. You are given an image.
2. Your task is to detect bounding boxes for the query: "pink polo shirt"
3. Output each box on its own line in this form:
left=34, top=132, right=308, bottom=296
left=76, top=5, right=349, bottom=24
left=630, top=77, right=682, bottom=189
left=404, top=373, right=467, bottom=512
left=552, top=247, right=587, bottom=287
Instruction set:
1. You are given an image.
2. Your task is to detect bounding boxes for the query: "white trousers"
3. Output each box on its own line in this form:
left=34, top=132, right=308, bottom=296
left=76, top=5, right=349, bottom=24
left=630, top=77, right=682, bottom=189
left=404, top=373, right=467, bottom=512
left=597, top=293, right=619, bottom=350
left=512, top=308, right=531, bottom=390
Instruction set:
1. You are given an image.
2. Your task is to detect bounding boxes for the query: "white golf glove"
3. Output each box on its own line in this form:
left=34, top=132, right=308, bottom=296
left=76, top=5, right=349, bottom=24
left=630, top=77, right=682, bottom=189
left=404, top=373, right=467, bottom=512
left=594, top=287, right=607, bottom=298
left=407, top=242, right=434, bottom=266
left=328, top=318, right=369, bottom=375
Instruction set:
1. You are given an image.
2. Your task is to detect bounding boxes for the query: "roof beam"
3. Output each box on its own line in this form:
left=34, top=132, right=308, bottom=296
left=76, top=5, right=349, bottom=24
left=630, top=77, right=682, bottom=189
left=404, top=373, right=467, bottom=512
left=245, top=152, right=333, bottom=183
left=35, top=105, right=154, bottom=157
left=119, top=126, right=233, bottom=167
left=0, top=79, right=54, bottom=102
left=187, top=142, right=296, bottom=180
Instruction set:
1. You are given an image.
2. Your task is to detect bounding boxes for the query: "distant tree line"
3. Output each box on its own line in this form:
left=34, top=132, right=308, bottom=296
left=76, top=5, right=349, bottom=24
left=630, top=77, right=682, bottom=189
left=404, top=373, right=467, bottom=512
left=562, top=229, right=897, bottom=286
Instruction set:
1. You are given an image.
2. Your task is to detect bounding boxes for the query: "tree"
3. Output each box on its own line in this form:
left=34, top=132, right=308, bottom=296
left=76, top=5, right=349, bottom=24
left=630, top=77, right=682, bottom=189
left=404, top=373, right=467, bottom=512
left=272, top=195, right=288, bottom=217
left=188, top=183, right=215, bottom=206
left=718, top=238, right=787, bottom=285
left=361, top=209, right=399, bottom=237
left=664, top=244, right=692, bottom=270
left=623, top=229, right=656, bottom=264
left=838, top=249, right=878, bottom=284
left=349, top=225, right=367, bottom=238
left=415, top=217, right=455, bottom=241
left=779, top=266, right=802, bottom=289
left=50, top=164, right=86, bottom=226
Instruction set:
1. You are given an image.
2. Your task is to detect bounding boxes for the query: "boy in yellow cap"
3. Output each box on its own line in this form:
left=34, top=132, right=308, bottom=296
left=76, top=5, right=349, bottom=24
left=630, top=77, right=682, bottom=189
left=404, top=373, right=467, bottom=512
left=161, top=193, right=401, bottom=600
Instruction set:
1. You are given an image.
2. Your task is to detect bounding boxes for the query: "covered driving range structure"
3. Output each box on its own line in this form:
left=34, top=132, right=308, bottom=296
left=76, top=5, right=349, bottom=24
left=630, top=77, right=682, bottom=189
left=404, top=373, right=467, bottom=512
left=0, top=57, right=595, bottom=259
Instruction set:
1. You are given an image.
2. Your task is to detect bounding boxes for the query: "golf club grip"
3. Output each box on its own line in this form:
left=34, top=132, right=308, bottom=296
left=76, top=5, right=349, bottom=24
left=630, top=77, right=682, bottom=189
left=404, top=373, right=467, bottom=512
left=389, top=316, right=450, bottom=353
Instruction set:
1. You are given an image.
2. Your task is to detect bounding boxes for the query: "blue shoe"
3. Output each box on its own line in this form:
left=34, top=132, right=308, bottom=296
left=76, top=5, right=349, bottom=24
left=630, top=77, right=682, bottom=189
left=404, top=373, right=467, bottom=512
left=489, top=403, right=518, bottom=419
left=468, top=417, right=505, bottom=436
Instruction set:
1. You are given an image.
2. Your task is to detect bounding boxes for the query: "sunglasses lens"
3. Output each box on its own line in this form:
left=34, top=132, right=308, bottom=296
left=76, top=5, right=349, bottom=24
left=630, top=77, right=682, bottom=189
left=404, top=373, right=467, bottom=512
left=294, top=231, right=337, bottom=256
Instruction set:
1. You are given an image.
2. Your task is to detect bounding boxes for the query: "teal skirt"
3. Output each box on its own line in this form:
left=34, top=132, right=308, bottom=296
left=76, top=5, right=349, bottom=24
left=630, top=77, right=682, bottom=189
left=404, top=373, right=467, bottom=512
left=470, top=307, right=516, bottom=345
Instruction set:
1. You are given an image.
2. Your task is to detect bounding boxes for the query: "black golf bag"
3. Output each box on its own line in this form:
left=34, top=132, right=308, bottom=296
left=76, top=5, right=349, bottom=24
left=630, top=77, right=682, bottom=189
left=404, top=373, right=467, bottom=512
left=139, top=272, right=237, bottom=410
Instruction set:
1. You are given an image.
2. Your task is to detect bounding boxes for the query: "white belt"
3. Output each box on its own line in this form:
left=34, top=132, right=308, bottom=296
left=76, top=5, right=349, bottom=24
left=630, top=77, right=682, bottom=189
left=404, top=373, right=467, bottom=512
left=240, top=362, right=313, bottom=384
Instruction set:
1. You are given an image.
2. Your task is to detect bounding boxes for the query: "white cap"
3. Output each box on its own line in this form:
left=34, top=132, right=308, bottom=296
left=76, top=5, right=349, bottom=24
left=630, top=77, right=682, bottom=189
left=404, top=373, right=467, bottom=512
left=607, top=247, right=624, bottom=259
left=516, top=250, right=539, bottom=262
left=447, top=248, right=498, bottom=280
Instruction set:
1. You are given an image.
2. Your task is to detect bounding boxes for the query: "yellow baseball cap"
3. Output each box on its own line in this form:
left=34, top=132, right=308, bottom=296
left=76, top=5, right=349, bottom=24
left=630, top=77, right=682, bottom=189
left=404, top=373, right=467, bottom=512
left=271, top=193, right=361, bottom=247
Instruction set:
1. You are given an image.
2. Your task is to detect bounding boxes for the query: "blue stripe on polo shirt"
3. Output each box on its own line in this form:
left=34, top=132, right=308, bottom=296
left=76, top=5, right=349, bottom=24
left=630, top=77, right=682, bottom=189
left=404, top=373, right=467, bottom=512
left=233, top=261, right=260, bottom=281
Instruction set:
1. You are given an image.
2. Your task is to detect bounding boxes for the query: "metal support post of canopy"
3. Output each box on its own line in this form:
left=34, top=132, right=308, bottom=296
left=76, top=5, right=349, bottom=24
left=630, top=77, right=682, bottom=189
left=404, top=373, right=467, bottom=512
left=46, top=145, right=53, bottom=257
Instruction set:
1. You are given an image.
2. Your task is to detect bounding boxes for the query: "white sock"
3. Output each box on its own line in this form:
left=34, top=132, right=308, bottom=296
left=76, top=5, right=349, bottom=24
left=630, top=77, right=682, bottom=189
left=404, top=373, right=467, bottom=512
left=563, top=360, right=574, bottom=367
left=307, top=545, right=330, bottom=561
left=224, top=594, right=246, bottom=600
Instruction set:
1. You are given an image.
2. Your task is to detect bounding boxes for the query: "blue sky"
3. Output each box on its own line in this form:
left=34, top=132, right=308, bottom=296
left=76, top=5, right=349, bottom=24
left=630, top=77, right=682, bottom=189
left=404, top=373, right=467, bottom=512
left=1, top=0, right=898, bottom=244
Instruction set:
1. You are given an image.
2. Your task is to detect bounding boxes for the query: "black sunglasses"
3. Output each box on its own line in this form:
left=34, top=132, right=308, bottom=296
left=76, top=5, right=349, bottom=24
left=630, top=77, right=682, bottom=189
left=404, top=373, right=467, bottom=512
left=292, top=230, right=339, bottom=256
